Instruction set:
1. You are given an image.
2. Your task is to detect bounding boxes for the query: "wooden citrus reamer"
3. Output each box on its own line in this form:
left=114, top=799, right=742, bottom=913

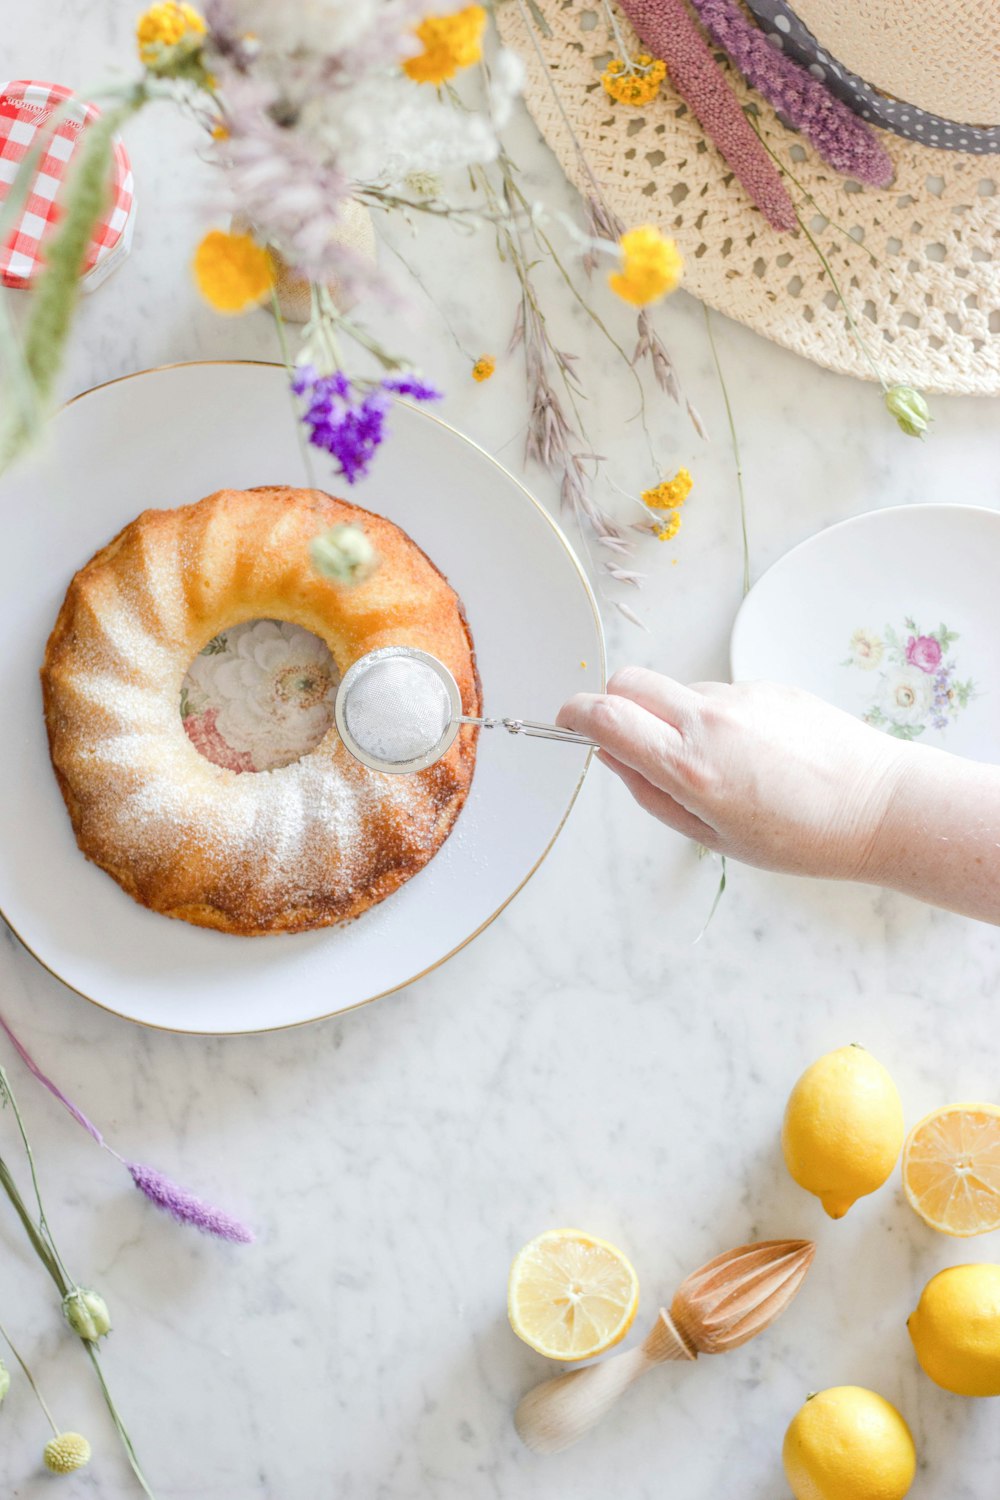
left=515, top=1238, right=816, bottom=1454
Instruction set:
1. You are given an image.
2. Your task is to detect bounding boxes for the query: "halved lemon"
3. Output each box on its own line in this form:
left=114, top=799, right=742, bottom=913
left=507, top=1228, right=639, bottom=1361
left=902, top=1103, right=1000, bottom=1236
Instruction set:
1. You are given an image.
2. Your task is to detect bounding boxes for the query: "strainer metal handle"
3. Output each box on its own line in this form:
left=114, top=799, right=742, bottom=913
left=456, top=715, right=597, bottom=745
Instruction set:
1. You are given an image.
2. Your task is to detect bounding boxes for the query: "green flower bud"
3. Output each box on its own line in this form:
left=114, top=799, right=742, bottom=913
left=404, top=169, right=443, bottom=200
left=0, top=1359, right=9, bottom=1403
left=884, top=384, right=931, bottom=438
left=311, top=523, right=379, bottom=586
left=63, top=1287, right=111, bottom=1341
left=44, top=1432, right=91, bottom=1474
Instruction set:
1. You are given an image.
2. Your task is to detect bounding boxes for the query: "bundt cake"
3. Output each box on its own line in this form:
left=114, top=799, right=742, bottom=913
left=41, top=485, right=480, bottom=935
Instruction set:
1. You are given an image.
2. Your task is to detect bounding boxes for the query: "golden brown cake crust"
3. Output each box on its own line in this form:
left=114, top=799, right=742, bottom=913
left=41, top=486, right=480, bottom=936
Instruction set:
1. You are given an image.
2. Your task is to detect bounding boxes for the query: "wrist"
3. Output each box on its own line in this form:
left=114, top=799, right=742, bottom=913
left=847, top=740, right=918, bottom=887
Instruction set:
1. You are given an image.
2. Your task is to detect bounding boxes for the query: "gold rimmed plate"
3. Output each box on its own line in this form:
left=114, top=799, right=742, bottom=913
left=0, top=362, right=604, bottom=1034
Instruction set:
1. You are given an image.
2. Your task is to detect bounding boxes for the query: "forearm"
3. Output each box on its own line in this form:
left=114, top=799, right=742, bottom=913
left=865, top=744, right=1000, bottom=924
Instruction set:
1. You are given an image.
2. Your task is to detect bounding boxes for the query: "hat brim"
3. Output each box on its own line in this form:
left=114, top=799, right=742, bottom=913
left=496, top=0, right=1000, bottom=394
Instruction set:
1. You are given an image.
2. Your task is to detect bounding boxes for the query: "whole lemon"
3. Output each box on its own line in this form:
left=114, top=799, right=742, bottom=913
left=782, top=1045, right=904, bottom=1218
left=908, top=1263, right=1000, bottom=1395
left=782, top=1387, right=916, bottom=1500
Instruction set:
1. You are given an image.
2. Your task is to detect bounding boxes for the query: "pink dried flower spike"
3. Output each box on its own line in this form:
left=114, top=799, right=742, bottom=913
left=614, top=0, right=798, bottom=231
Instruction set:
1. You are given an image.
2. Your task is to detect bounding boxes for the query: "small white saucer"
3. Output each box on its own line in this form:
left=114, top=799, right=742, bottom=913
left=731, top=504, right=999, bottom=759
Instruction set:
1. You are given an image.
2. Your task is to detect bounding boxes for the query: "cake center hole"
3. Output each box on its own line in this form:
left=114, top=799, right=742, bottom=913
left=180, top=618, right=339, bottom=773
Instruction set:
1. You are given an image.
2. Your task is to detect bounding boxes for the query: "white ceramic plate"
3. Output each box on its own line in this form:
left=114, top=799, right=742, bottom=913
left=731, top=504, right=1000, bottom=761
left=0, top=362, right=604, bottom=1033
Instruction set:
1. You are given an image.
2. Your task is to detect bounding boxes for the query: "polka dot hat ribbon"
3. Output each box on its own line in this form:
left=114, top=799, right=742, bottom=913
left=0, top=80, right=135, bottom=289
left=744, top=0, right=1000, bottom=154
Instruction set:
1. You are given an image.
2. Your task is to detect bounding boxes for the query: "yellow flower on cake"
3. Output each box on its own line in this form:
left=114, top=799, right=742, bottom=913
left=609, top=226, right=683, bottom=307
left=192, top=229, right=274, bottom=314
left=404, top=6, right=487, bottom=85
left=136, top=1, right=206, bottom=63
left=472, top=354, right=495, bottom=382
left=601, top=55, right=667, bottom=107
left=642, top=467, right=693, bottom=511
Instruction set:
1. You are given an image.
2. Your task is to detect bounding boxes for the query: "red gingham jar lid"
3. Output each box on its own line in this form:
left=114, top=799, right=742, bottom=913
left=0, top=79, right=135, bottom=291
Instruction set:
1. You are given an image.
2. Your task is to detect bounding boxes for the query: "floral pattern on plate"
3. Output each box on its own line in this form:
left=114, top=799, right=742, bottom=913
left=180, top=619, right=339, bottom=772
left=843, top=618, right=977, bottom=741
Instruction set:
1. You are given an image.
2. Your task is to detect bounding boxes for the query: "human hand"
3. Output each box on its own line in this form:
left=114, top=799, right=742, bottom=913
left=557, top=668, right=910, bottom=881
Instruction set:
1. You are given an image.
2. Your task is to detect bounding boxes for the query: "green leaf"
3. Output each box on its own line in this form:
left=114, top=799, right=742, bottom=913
left=694, top=852, right=727, bottom=944
left=0, top=95, right=142, bottom=471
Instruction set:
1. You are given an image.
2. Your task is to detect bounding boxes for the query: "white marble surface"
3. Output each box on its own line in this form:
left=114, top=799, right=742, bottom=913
left=4, top=5, right=1000, bottom=1497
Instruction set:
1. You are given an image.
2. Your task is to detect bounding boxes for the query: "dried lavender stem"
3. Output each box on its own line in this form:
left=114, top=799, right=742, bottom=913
left=0, top=1067, right=73, bottom=1288
left=0, top=1066, right=157, bottom=1497
left=0, top=1320, right=60, bottom=1435
left=702, top=306, right=750, bottom=595
left=740, top=109, right=887, bottom=386
left=516, top=0, right=691, bottom=419
left=271, top=290, right=317, bottom=487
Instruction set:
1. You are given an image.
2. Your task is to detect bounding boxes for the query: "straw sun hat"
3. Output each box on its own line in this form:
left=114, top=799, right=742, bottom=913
left=495, top=0, right=1000, bottom=393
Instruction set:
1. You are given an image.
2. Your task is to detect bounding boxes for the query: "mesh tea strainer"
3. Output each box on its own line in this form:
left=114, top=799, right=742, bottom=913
left=334, top=646, right=596, bottom=774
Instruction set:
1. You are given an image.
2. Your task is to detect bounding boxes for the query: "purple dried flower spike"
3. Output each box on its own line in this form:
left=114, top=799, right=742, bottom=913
left=0, top=1010, right=254, bottom=1245
left=292, top=365, right=441, bottom=484
left=126, top=1161, right=254, bottom=1244
left=686, top=0, right=895, bottom=187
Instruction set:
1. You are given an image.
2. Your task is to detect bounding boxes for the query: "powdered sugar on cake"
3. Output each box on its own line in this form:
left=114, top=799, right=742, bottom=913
left=41, top=486, right=480, bottom=934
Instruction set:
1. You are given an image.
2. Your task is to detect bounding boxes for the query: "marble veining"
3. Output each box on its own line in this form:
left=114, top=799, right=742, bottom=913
left=3, top=3, right=1000, bottom=1496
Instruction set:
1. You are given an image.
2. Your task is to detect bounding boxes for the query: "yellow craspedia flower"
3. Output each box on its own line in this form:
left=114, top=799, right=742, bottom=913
left=471, top=354, right=495, bottom=382
left=192, top=230, right=275, bottom=314
left=43, top=1433, right=92, bottom=1475
left=137, top=1, right=206, bottom=63
left=609, top=226, right=683, bottom=307
left=601, top=55, right=667, bottom=107
left=404, top=5, right=487, bottom=85
left=642, top=467, right=692, bottom=510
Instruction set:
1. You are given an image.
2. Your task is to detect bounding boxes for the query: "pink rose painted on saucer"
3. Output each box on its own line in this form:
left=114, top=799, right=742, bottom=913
left=905, top=634, right=943, bottom=674
left=843, top=616, right=977, bottom=742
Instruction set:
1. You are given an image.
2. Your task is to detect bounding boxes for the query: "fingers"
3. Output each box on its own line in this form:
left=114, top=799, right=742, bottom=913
left=605, top=665, right=705, bottom=726
left=598, top=752, right=715, bottom=845
left=558, top=689, right=682, bottom=787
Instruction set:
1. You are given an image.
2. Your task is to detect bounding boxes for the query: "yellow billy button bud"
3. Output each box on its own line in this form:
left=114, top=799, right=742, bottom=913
left=43, top=1433, right=92, bottom=1474
left=311, top=523, right=379, bottom=586
left=63, top=1287, right=111, bottom=1341
left=885, top=384, right=931, bottom=438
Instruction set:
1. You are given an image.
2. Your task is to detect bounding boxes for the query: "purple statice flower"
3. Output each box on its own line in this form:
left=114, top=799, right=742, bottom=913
left=686, top=0, right=895, bottom=187
left=0, top=1009, right=254, bottom=1245
left=382, top=374, right=441, bottom=401
left=292, top=365, right=441, bottom=484
left=126, top=1161, right=254, bottom=1245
